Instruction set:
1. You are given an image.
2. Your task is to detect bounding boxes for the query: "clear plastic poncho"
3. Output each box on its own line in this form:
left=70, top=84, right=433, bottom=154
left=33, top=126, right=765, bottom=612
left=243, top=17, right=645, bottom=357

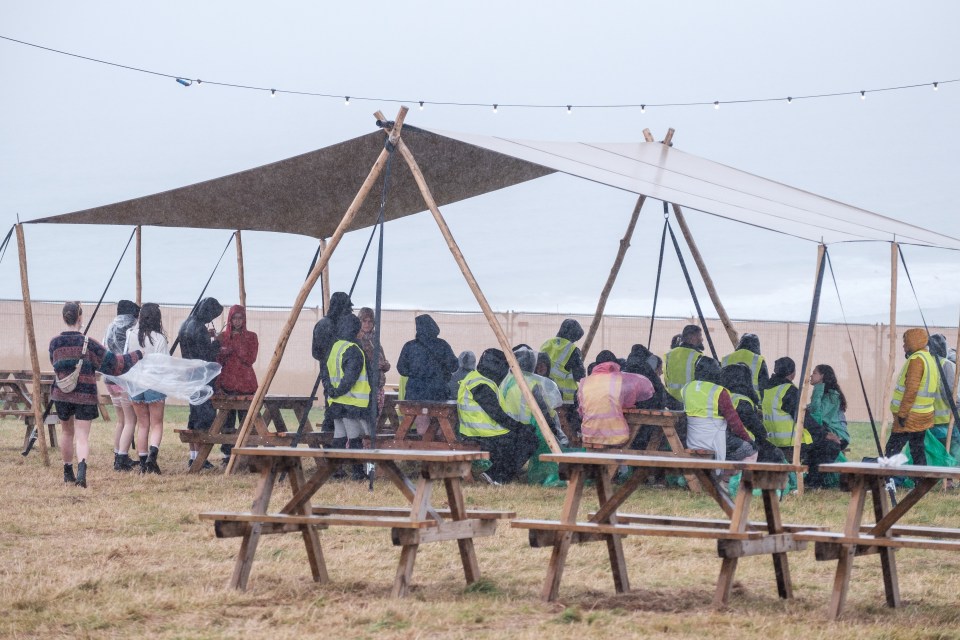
left=105, top=353, right=221, bottom=405
left=104, top=314, right=137, bottom=354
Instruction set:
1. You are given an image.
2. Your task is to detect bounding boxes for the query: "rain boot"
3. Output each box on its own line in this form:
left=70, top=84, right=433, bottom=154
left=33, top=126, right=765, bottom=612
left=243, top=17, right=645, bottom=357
left=115, top=453, right=137, bottom=472
left=348, top=437, right=366, bottom=480
left=76, top=459, right=87, bottom=488
left=63, top=463, right=76, bottom=483
left=147, top=445, right=161, bottom=475
left=138, top=454, right=148, bottom=475
left=330, top=437, right=347, bottom=479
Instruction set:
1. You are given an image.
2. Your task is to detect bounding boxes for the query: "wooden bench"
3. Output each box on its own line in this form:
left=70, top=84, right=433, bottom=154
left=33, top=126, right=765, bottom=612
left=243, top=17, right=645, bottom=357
left=200, top=447, right=512, bottom=596
left=513, top=452, right=808, bottom=608
left=1, top=370, right=59, bottom=448
left=793, top=461, right=960, bottom=619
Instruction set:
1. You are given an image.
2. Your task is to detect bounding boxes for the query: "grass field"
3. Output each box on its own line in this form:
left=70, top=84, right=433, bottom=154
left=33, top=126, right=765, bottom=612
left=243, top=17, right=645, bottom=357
left=3, top=416, right=960, bottom=639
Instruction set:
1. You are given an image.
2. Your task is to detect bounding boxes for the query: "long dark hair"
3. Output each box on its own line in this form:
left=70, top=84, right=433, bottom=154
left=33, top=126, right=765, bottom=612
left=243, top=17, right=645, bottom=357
left=814, top=364, right=847, bottom=412
left=138, top=303, right=165, bottom=347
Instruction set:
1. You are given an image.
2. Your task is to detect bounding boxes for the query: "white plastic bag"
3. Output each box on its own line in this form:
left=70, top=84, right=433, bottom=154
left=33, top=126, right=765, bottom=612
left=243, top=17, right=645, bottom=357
left=105, top=353, right=221, bottom=405
left=876, top=452, right=909, bottom=467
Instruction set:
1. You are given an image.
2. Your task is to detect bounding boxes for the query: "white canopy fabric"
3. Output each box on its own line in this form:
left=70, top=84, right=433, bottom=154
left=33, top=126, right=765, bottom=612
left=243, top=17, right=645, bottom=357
left=29, top=123, right=960, bottom=250
left=425, top=128, right=960, bottom=248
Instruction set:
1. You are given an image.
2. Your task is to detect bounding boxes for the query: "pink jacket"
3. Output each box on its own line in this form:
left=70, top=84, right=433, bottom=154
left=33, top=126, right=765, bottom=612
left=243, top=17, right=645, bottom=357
left=577, top=362, right=654, bottom=445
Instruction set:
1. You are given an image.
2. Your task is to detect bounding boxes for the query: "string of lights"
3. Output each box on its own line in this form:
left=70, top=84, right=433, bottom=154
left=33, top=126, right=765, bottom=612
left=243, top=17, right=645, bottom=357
left=2, top=33, right=957, bottom=113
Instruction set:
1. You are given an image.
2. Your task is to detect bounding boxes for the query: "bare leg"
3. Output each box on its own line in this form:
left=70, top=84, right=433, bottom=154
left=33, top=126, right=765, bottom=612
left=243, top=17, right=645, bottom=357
left=61, top=417, right=75, bottom=464
left=148, top=401, right=165, bottom=448
left=112, top=401, right=126, bottom=451
left=74, top=420, right=92, bottom=461
left=133, top=402, right=150, bottom=454
left=119, top=399, right=137, bottom=452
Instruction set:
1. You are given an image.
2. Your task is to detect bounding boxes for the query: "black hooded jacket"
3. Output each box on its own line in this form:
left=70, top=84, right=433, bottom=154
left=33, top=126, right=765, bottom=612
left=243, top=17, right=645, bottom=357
left=556, top=319, right=586, bottom=381
left=623, top=344, right=667, bottom=409
left=396, top=314, right=458, bottom=401
left=178, top=297, right=223, bottom=362
left=728, top=333, right=770, bottom=391
left=325, top=314, right=368, bottom=420
left=312, top=292, right=354, bottom=367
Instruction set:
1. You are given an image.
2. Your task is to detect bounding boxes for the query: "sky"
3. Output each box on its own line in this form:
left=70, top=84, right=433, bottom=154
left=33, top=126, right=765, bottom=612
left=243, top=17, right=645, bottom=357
left=2, top=1, right=959, bottom=326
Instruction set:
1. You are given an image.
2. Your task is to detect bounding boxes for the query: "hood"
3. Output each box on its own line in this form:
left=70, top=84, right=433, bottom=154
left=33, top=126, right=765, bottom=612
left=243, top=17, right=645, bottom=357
left=591, top=361, right=621, bottom=375
left=514, top=346, right=537, bottom=373
left=117, top=299, right=140, bottom=317
left=477, top=348, right=509, bottom=384
left=904, top=328, right=929, bottom=354
left=327, top=292, right=353, bottom=319
left=694, top=357, right=722, bottom=384
left=736, top=333, right=761, bottom=355
left=335, top=314, right=362, bottom=341
left=195, top=297, right=224, bottom=324
left=557, top=318, right=584, bottom=342
left=415, top=314, right=441, bottom=340
left=224, top=304, right=247, bottom=339
left=456, top=351, right=477, bottom=371
left=625, top=344, right=653, bottom=373
left=773, top=357, right=796, bottom=378
left=720, top=363, right=759, bottom=404
left=928, top=333, right=948, bottom=358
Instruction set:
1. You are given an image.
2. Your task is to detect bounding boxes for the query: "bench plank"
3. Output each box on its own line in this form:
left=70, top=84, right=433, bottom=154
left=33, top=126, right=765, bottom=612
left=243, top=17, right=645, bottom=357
left=599, top=513, right=825, bottom=533
left=199, top=511, right=438, bottom=529
left=540, top=452, right=803, bottom=473
left=312, top=505, right=515, bottom=520
left=511, top=519, right=763, bottom=540
left=795, top=530, right=960, bottom=552
left=231, top=446, right=487, bottom=463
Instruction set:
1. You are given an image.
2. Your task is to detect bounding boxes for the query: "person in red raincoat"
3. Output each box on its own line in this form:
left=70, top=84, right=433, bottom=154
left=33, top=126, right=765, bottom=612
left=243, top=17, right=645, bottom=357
left=216, top=304, right=259, bottom=465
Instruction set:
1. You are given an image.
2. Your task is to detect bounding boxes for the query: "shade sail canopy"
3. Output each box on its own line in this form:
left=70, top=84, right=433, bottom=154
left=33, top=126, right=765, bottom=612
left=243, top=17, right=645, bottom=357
left=29, top=124, right=960, bottom=249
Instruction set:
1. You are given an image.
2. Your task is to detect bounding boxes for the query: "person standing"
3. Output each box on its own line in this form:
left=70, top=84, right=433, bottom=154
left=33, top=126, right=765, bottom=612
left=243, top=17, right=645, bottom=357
left=217, top=304, right=259, bottom=466
left=125, top=303, right=169, bottom=474
left=325, top=314, right=370, bottom=480
left=312, top=292, right=355, bottom=432
left=539, top=319, right=586, bottom=405
left=886, top=328, right=940, bottom=465
left=103, top=299, right=140, bottom=471
left=177, top=297, right=223, bottom=468
left=803, top=364, right=849, bottom=487
left=356, top=307, right=391, bottom=424
left=396, top=314, right=458, bottom=402
left=664, top=325, right=705, bottom=405
left=49, top=302, right=143, bottom=488
left=721, top=333, right=769, bottom=397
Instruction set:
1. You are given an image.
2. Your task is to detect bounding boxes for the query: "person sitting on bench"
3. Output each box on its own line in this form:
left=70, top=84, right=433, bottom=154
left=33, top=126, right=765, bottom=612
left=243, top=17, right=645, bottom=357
left=577, top=350, right=654, bottom=447
left=682, top=357, right=757, bottom=464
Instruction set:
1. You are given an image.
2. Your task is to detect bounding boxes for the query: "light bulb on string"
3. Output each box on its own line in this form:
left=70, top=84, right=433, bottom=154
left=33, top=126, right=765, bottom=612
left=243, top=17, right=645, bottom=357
left=787, top=96, right=793, bottom=104
left=860, top=91, right=866, bottom=100
left=345, top=96, right=350, bottom=106
left=566, top=105, right=572, bottom=115
left=196, top=79, right=202, bottom=86
left=713, top=101, right=720, bottom=109
left=419, top=101, right=424, bottom=110
left=271, top=89, right=276, bottom=97
left=641, top=104, right=645, bottom=114
left=492, top=104, right=498, bottom=114
left=933, top=82, right=939, bottom=91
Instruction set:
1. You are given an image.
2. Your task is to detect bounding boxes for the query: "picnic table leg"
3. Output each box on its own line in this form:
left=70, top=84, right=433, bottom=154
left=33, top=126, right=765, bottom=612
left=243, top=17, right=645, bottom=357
left=394, top=412, right=416, bottom=441
left=761, top=487, right=793, bottom=599
left=869, top=478, right=900, bottom=608
left=230, top=460, right=279, bottom=590
left=444, top=476, right=481, bottom=585
left=190, top=409, right=230, bottom=473
left=714, top=472, right=753, bottom=608
left=595, top=466, right=631, bottom=594
left=542, top=465, right=586, bottom=601
left=392, top=476, right=434, bottom=597
left=661, top=425, right=703, bottom=493
left=827, top=475, right=867, bottom=620
left=289, top=461, right=329, bottom=584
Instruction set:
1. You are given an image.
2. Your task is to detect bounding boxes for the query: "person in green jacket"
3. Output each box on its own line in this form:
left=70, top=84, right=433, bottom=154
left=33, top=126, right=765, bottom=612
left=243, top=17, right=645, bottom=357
left=802, top=364, right=849, bottom=488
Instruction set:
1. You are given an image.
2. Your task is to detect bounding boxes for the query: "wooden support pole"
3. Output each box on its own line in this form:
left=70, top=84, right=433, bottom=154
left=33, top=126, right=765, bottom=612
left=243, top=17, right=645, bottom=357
left=945, top=307, right=960, bottom=453
left=792, top=244, right=827, bottom=491
left=16, top=224, right=49, bottom=466
left=236, top=229, right=247, bottom=308
left=226, top=107, right=408, bottom=474
left=319, top=237, right=331, bottom=314
left=389, top=116, right=561, bottom=453
left=581, top=195, right=646, bottom=360
left=135, top=225, right=142, bottom=306
left=879, top=243, right=899, bottom=446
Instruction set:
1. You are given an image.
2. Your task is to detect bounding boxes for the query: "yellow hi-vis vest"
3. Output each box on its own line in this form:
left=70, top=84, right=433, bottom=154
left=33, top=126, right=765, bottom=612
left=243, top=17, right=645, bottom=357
left=395, top=375, right=408, bottom=419
left=933, top=356, right=952, bottom=425
left=499, top=373, right=550, bottom=425
left=761, top=383, right=811, bottom=446
left=681, top=381, right=723, bottom=418
left=326, top=340, right=371, bottom=408
left=457, top=370, right=508, bottom=437
left=722, top=349, right=765, bottom=395
left=540, top=337, right=578, bottom=403
left=890, top=349, right=939, bottom=417
left=729, top=393, right=756, bottom=441
left=665, top=347, right=702, bottom=401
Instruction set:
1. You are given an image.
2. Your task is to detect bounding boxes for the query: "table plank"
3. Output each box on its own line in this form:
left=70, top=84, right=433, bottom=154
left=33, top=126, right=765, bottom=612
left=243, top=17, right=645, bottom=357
left=819, top=461, right=960, bottom=479
left=232, top=446, right=488, bottom=462
left=541, top=451, right=803, bottom=473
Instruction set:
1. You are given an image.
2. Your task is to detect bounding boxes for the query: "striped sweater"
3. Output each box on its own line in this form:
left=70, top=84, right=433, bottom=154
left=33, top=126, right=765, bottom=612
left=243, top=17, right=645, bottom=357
left=48, top=331, right=143, bottom=405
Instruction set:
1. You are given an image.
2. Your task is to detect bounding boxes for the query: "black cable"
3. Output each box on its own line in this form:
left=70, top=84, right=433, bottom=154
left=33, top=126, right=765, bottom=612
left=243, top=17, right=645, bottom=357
left=647, top=211, right=668, bottom=348
left=168, top=232, right=236, bottom=355
left=3, top=34, right=956, bottom=111
left=0, top=225, right=14, bottom=265
left=666, top=218, right=717, bottom=360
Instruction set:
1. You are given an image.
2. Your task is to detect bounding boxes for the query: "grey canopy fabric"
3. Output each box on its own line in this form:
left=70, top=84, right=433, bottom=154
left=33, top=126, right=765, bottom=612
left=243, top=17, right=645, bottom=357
left=28, top=124, right=960, bottom=249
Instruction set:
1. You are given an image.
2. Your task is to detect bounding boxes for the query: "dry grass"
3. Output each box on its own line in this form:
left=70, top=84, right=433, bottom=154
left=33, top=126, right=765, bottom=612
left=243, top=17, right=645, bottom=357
left=3, top=417, right=960, bottom=639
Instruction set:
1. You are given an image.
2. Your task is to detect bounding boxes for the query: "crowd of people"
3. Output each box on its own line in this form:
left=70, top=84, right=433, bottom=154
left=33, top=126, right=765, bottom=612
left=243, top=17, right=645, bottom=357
left=48, top=291, right=958, bottom=490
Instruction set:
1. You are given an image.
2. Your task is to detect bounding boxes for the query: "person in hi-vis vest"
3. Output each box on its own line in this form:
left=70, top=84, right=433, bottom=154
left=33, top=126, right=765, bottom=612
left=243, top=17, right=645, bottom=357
left=682, top=357, right=757, bottom=463
left=456, top=348, right=538, bottom=484
left=886, top=328, right=940, bottom=466
left=539, top=319, right=586, bottom=405
left=664, top=324, right=705, bottom=407
left=721, top=333, right=769, bottom=398
left=761, top=357, right=803, bottom=459
left=323, top=314, right=370, bottom=480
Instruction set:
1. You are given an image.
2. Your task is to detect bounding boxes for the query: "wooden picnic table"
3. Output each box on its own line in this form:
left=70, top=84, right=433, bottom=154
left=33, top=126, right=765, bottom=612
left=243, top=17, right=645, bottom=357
left=176, top=395, right=319, bottom=472
left=0, top=370, right=60, bottom=448
left=200, top=447, right=512, bottom=596
left=513, top=452, right=814, bottom=607
left=794, top=461, right=960, bottom=619
left=383, top=399, right=478, bottom=451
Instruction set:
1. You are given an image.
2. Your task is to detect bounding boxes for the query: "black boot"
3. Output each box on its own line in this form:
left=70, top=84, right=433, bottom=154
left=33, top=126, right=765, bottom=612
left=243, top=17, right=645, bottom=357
left=114, top=453, right=122, bottom=471
left=138, top=454, right=148, bottom=475
left=115, top=452, right=137, bottom=472
left=348, top=438, right=366, bottom=481
left=330, top=438, right=347, bottom=478
left=76, top=460, right=87, bottom=488
left=147, top=446, right=161, bottom=475
left=63, top=463, right=76, bottom=483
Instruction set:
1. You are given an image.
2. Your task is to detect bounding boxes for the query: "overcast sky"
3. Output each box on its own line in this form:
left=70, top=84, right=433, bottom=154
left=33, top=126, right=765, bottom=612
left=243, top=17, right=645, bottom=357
left=2, top=1, right=959, bottom=326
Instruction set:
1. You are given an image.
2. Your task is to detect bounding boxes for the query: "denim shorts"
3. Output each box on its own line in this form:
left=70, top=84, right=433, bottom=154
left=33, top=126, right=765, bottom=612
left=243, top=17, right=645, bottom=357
left=130, top=389, right=166, bottom=404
